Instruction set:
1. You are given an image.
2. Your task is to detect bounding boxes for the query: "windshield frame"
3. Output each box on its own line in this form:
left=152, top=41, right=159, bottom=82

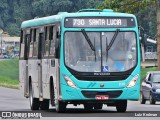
left=63, top=30, right=138, bottom=75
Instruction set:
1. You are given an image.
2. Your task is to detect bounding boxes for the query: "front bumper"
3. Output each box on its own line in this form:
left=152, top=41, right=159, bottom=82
left=61, top=83, right=140, bottom=101
left=152, top=92, right=160, bottom=101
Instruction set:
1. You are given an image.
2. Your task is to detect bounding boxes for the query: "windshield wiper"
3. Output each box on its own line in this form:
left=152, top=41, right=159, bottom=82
left=81, top=29, right=96, bottom=61
left=107, top=29, right=120, bottom=51
left=81, top=29, right=95, bottom=51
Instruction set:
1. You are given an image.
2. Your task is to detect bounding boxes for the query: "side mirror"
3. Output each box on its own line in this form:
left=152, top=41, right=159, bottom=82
left=138, top=26, right=145, bottom=45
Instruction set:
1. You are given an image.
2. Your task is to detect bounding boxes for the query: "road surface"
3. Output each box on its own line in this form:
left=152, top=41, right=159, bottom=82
left=0, top=87, right=159, bottom=120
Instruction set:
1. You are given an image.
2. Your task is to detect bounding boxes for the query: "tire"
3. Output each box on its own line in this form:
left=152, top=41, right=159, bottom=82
left=94, top=103, right=103, bottom=110
left=140, top=93, right=146, bottom=104
left=40, top=99, right=50, bottom=110
left=55, top=100, right=67, bottom=113
left=84, top=103, right=93, bottom=110
left=50, top=82, right=55, bottom=106
left=116, top=100, right=127, bottom=112
left=29, top=83, right=40, bottom=110
left=150, top=94, right=156, bottom=104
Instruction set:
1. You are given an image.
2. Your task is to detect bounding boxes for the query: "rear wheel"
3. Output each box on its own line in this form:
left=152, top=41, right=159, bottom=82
left=50, top=81, right=55, bottom=106
left=29, top=83, right=40, bottom=110
left=116, top=100, right=127, bottom=112
left=55, top=100, right=67, bottom=113
left=150, top=94, right=156, bottom=104
left=140, top=93, right=146, bottom=104
left=40, top=99, right=49, bottom=110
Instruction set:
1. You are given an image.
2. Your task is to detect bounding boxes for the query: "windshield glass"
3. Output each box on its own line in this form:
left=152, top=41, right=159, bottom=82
left=152, top=74, right=160, bottom=83
left=65, top=31, right=137, bottom=72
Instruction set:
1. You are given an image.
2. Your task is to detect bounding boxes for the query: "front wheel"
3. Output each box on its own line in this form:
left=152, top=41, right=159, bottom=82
left=150, top=94, right=156, bottom=104
left=40, top=99, right=49, bottom=110
left=116, top=100, right=127, bottom=112
left=140, top=93, right=146, bottom=104
left=55, top=100, right=67, bottom=113
left=29, top=83, right=40, bottom=110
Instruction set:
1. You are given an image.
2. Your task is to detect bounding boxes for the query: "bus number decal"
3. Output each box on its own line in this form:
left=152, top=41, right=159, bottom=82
left=73, top=19, right=85, bottom=26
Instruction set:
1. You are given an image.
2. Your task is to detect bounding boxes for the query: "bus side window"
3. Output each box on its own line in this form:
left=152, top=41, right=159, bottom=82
left=49, top=26, right=56, bottom=57
left=20, top=30, right=24, bottom=59
left=24, top=34, right=31, bottom=60
left=29, top=29, right=34, bottom=58
left=44, top=27, right=50, bottom=57
left=33, top=29, right=38, bottom=57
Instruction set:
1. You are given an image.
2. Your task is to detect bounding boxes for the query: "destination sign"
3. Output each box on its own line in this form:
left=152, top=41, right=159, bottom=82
left=65, top=17, right=135, bottom=28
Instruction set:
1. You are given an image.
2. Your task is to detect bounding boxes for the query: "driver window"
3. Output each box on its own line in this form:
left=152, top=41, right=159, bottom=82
left=148, top=74, right=151, bottom=81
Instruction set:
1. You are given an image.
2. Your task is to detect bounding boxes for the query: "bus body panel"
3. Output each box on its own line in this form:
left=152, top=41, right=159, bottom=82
left=19, top=60, right=26, bottom=96
left=41, top=59, right=50, bottom=99
left=28, top=59, right=40, bottom=98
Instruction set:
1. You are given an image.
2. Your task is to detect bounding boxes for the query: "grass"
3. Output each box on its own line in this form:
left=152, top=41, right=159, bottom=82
left=0, top=59, right=19, bottom=89
left=0, top=59, right=158, bottom=89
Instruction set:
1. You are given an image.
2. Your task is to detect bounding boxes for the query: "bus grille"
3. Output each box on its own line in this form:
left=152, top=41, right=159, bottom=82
left=81, top=90, right=123, bottom=98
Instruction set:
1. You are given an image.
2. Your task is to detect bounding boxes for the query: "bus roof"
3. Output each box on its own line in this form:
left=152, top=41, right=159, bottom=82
left=21, top=9, right=136, bottom=29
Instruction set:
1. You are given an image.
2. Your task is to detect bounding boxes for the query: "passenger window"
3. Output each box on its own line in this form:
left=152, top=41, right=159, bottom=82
left=20, top=30, right=24, bottom=59
left=148, top=74, right=151, bottom=81
left=50, top=26, right=56, bottom=56
left=24, top=34, right=30, bottom=60
left=33, top=29, right=38, bottom=57
left=29, top=29, right=34, bottom=58
left=44, top=27, right=50, bottom=57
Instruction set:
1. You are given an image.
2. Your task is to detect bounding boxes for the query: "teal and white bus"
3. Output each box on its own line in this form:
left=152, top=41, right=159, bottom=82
left=19, top=9, right=141, bottom=112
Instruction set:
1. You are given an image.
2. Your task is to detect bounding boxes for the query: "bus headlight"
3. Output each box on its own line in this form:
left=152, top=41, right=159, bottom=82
left=127, top=74, right=139, bottom=88
left=64, top=75, right=77, bottom=88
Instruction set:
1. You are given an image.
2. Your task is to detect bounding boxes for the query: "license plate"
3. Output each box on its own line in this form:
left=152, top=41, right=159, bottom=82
left=96, top=95, right=109, bottom=100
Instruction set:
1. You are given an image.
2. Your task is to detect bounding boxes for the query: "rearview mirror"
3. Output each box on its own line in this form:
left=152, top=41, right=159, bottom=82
left=138, top=26, right=145, bottom=45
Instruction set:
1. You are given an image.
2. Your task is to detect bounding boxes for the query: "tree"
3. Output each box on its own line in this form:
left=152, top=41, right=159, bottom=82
left=99, top=0, right=160, bottom=70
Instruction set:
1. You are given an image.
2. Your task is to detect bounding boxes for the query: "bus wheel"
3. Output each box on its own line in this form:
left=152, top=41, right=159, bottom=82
left=94, top=103, right=103, bottom=110
left=116, top=100, right=127, bottom=112
left=29, top=83, right=40, bottom=110
left=84, top=103, right=93, bottom=110
left=40, top=99, right=50, bottom=110
left=50, top=81, right=55, bottom=106
left=140, top=93, right=146, bottom=104
left=150, top=94, right=156, bottom=104
left=55, top=100, right=67, bottom=113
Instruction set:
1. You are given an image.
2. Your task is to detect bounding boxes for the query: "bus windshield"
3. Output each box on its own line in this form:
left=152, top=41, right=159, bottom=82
left=65, top=31, right=137, bottom=72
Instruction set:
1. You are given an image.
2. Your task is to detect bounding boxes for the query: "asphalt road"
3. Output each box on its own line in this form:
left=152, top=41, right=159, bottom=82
left=0, top=87, right=160, bottom=120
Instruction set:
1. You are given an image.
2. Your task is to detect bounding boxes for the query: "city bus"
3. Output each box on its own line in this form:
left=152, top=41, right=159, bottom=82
left=19, top=9, right=141, bottom=112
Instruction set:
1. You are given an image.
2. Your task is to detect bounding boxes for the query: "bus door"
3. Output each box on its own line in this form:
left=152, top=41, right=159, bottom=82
left=20, top=29, right=30, bottom=97
left=38, top=27, right=45, bottom=101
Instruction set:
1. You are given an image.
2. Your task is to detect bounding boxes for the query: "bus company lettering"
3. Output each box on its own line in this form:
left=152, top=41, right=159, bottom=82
left=89, top=19, right=122, bottom=26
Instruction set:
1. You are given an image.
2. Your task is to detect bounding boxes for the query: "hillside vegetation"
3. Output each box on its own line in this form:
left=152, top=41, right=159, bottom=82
left=0, top=59, right=19, bottom=89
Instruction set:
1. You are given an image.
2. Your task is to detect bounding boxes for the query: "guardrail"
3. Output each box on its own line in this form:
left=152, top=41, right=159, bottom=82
left=144, top=52, right=157, bottom=59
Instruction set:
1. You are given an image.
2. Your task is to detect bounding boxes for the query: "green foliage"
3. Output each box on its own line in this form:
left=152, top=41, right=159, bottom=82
left=0, top=59, right=19, bottom=80
left=0, top=0, right=103, bottom=36
left=0, top=59, right=19, bottom=89
left=98, top=0, right=157, bottom=37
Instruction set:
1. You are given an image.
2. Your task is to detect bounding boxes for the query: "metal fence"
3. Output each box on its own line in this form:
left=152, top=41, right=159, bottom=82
left=144, top=52, right=157, bottom=60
